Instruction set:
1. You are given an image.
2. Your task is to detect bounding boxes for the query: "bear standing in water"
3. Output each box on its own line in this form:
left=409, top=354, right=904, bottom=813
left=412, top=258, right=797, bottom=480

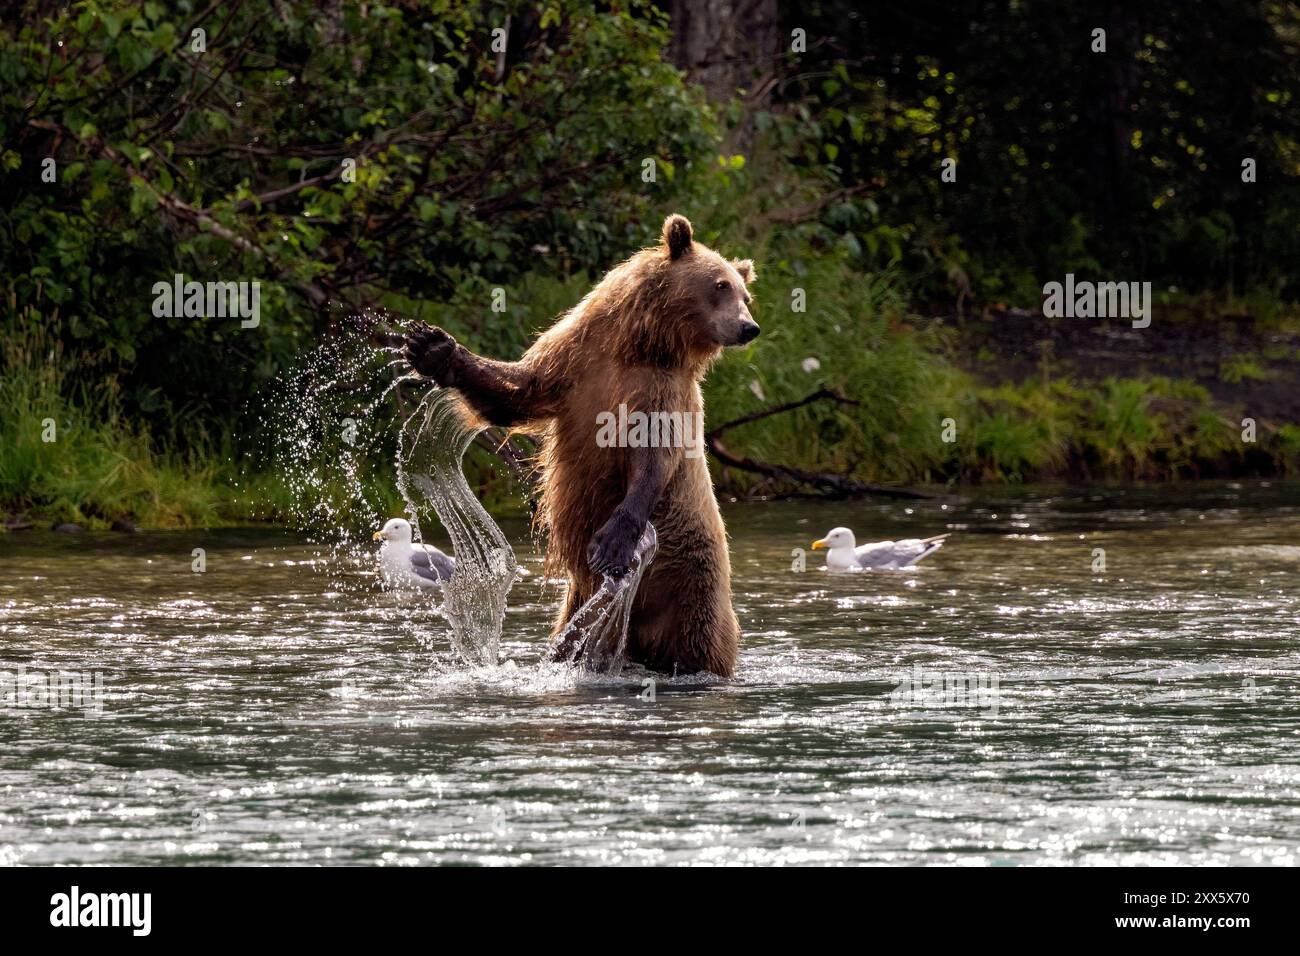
left=404, top=214, right=758, bottom=676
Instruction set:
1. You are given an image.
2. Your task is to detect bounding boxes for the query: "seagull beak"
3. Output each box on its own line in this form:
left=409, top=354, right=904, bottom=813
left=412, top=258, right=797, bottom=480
left=372, top=530, right=385, bottom=541
left=811, top=539, right=827, bottom=550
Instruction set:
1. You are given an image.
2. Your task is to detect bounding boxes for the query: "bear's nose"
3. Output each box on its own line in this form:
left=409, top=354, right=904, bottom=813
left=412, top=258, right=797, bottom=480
left=738, top=321, right=761, bottom=343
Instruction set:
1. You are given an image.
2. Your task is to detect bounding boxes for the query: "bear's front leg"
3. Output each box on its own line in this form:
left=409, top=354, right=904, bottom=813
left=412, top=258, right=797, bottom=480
left=404, top=322, right=551, bottom=427
left=587, top=447, right=671, bottom=577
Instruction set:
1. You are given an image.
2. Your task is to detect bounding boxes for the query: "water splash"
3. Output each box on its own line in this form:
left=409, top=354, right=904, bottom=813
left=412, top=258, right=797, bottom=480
left=550, top=524, right=658, bottom=673
left=254, top=323, right=407, bottom=566
left=396, top=388, right=518, bottom=666
left=258, top=319, right=657, bottom=674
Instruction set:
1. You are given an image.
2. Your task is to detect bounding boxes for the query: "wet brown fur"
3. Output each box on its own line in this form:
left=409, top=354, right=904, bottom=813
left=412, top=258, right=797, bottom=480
left=424, top=215, right=755, bottom=676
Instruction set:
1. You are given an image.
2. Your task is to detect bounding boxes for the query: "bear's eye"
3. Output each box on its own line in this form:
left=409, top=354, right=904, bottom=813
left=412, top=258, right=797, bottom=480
left=715, top=279, right=729, bottom=291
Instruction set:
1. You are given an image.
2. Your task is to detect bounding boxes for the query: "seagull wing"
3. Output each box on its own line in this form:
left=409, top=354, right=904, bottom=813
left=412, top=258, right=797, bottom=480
left=853, top=540, right=905, bottom=569
left=856, top=534, right=948, bottom=569
left=409, top=544, right=455, bottom=584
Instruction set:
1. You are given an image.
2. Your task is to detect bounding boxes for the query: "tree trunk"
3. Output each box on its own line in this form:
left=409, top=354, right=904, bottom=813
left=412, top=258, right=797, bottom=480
left=667, top=0, right=779, bottom=102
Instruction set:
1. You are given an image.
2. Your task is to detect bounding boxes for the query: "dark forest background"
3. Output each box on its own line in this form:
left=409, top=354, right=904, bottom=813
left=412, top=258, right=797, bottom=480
left=3, top=1, right=1299, bottom=528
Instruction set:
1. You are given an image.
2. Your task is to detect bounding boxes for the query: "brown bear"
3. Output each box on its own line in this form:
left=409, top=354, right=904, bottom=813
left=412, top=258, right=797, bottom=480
left=404, top=214, right=758, bottom=677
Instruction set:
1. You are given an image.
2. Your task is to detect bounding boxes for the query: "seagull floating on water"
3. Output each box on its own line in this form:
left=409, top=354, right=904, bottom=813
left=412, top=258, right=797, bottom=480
left=373, top=518, right=455, bottom=589
left=811, top=527, right=949, bottom=571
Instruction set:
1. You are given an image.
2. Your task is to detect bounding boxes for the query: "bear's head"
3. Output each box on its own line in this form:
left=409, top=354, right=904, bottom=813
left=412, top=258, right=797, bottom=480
left=660, top=213, right=759, bottom=353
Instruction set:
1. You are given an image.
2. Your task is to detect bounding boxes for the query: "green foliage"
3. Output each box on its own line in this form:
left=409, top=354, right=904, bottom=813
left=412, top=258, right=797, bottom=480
left=968, top=382, right=1073, bottom=481
left=1219, top=355, right=1270, bottom=385
left=780, top=1, right=1300, bottom=302
left=702, top=258, right=964, bottom=486
left=1, top=0, right=715, bottom=438
left=0, top=319, right=237, bottom=526
left=2, top=1, right=1297, bottom=526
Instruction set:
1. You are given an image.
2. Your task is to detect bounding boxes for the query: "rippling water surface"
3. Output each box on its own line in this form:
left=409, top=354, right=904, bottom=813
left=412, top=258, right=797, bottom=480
left=2, top=482, right=1297, bottom=865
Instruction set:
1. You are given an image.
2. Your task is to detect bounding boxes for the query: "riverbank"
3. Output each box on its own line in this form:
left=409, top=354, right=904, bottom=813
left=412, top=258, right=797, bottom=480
left=929, top=294, right=1300, bottom=484
left=4, top=293, right=1297, bottom=532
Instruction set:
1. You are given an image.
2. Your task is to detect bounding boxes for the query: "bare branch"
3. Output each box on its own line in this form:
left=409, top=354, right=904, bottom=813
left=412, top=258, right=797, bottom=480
left=706, top=388, right=935, bottom=500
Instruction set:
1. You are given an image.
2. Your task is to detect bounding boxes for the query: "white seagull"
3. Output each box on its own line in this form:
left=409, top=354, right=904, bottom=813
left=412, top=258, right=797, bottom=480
left=810, top=527, right=949, bottom=571
left=373, top=518, right=456, bottom=589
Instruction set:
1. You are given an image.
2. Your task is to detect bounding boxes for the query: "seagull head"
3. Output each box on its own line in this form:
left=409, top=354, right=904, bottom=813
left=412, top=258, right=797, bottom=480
left=811, top=527, right=856, bottom=551
left=373, top=518, right=413, bottom=544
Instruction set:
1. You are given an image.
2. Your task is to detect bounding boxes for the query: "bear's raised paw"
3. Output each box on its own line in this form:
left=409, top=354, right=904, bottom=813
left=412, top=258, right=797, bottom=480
left=404, top=324, right=459, bottom=385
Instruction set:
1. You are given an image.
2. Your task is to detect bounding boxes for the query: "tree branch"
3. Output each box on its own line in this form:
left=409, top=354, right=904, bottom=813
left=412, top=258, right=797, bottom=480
left=754, top=182, right=879, bottom=227
left=706, top=388, right=935, bottom=500
left=708, top=386, right=858, bottom=436
left=28, top=117, right=334, bottom=310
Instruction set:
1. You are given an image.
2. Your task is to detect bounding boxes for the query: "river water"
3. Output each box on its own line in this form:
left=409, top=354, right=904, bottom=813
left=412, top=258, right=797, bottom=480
left=1, top=482, right=1297, bottom=865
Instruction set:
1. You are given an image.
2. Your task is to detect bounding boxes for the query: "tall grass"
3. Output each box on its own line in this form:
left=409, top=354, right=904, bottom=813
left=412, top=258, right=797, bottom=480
left=0, top=315, right=545, bottom=530
left=0, top=322, right=268, bottom=528
left=5, top=259, right=1297, bottom=529
left=702, top=261, right=967, bottom=487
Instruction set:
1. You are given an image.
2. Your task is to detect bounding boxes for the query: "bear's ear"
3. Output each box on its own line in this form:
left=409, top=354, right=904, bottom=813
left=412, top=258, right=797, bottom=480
left=662, top=214, right=694, bottom=260
left=731, top=258, right=756, bottom=285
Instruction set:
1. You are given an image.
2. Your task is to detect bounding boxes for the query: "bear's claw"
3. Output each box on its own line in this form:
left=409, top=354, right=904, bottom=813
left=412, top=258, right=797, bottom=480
left=587, top=509, right=642, bottom=577
left=404, top=324, right=459, bottom=384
